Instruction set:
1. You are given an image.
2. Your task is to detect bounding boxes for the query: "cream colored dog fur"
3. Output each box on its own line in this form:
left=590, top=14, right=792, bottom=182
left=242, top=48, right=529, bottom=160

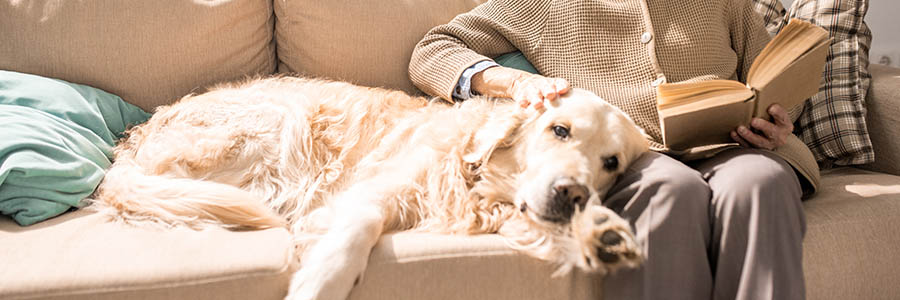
left=93, top=76, right=649, bottom=300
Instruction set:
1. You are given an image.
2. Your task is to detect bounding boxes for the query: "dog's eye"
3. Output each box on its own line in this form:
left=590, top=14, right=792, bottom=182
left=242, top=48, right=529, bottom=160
left=551, top=125, right=570, bottom=139
left=603, top=155, right=619, bottom=171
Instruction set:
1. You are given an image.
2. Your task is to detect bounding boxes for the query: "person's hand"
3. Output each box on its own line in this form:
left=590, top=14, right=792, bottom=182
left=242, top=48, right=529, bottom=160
left=472, top=66, right=570, bottom=109
left=730, top=104, right=793, bottom=150
left=508, top=73, right=570, bottom=110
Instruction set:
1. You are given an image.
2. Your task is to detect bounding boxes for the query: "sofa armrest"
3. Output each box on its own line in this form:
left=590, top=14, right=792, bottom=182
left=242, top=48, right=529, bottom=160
left=859, top=64, right=900, bottom=176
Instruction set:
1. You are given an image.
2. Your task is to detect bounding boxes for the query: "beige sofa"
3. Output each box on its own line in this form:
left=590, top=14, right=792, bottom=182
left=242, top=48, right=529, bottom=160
left=1, top=1, right=898, bottom=299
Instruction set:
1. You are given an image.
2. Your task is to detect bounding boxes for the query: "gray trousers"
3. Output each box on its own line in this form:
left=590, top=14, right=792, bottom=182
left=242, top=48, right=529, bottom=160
left=601, top=148, right=806, bottom=300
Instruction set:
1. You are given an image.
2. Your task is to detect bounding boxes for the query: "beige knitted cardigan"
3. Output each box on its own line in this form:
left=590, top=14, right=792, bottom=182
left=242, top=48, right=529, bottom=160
left=409, top=0, right=819, bottom=193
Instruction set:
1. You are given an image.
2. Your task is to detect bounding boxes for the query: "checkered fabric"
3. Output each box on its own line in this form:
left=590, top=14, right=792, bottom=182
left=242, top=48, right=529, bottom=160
left=858, top=20, right=872, bottom=102
left=788, top=0, right=874, bottom=166
left=751, top=0, right=788, bottom=36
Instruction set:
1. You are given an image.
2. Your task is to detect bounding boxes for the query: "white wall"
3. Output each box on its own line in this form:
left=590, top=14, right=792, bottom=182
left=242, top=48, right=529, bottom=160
left=782, top=0, right=900, bottom=67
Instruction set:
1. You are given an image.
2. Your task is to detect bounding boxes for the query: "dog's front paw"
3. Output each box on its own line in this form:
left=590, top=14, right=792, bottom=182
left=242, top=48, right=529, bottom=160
left=577, top=205, right=642, bottom=273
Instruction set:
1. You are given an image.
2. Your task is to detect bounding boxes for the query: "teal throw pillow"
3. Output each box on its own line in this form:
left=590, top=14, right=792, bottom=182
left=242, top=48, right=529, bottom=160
left=0, top=71, right=151, bottom=225
left=493, top=51, right=540, bottom=75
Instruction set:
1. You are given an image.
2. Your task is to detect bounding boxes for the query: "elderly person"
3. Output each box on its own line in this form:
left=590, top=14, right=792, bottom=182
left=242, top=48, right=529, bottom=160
left=409, top=1, right=818, bottom=299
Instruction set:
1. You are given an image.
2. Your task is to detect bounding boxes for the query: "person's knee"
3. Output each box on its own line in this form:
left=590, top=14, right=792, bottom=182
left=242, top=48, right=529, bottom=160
left=660, top=168, right=708, bottom=198
left=712, top=156, right=798, bottom=201
left=708, top=151, right=802, bottom=219
left=636, top=160, right=712, bottom=244
left=643, top=161, right=710, bottom=214
left=606, top=152, right=711, bottom=227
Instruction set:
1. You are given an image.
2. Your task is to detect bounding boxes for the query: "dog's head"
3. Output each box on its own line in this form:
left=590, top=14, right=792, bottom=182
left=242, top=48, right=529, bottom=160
left=466, top=88, right=648, bottom=225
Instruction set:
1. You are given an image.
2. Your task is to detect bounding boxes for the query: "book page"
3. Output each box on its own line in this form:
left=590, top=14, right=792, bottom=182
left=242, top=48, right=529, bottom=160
left=657, top=79, right=747, bottom=109
left=747, top=19, right=829, bottom=89
left=752, top=38, right=830, bottom=121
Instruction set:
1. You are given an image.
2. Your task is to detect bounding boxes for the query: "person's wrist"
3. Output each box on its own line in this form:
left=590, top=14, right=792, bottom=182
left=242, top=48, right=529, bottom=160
left=470, top=68, right=488, bottom=97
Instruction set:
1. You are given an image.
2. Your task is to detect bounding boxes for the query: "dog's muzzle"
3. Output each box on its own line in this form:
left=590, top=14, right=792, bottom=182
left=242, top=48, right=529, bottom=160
left=539, top=177, right=590, bottom=224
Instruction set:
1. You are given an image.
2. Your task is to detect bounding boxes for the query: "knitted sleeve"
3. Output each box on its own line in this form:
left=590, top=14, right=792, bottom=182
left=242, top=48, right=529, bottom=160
left=728, top=0, right=774, bottom=83
left=408, top=0, right=552, bottom=101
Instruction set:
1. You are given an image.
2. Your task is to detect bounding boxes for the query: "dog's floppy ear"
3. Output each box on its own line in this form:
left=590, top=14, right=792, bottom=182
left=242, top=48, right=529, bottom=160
left=463, top=106, right=529, bottom=168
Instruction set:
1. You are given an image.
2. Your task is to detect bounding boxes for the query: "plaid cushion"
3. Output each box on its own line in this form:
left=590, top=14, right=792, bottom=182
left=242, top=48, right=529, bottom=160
left=750, top=0, right=788, bottom=36
left=787, top=0, right=874, bottom=166
left=858, top=20, right=872, bottom=100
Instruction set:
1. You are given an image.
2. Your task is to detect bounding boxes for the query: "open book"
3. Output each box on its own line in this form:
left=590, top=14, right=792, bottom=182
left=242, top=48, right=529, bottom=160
left=656, top=19, right=829, bottom=150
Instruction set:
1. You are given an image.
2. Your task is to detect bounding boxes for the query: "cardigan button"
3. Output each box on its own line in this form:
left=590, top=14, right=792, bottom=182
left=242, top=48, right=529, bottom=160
left=640, top=32, right=653, bottom=44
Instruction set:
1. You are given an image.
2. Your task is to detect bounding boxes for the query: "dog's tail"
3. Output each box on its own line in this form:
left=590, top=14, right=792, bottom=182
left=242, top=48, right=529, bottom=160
left=93, top=160, right=285, bottom=230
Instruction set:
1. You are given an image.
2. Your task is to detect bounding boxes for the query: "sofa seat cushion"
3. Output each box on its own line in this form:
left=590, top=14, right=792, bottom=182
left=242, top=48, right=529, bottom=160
left=350, top=233, right=603, bottom=300
left=0, top=209, right=294, bottom=300
left=803, top=167, right=900, bottom=300
left=5, top=168, right=897, bottom=300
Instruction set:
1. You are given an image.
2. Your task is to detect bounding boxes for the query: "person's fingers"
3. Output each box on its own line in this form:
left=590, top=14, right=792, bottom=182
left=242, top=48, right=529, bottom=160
left=512, top=75, right=572, bottom=109
left=752, top=113, right=791, bottom=147
left=538, top=82, right=558, bottom=102
left=750, top=118, right=778, bottom=140
left=731, top=130, right=750, bottom=148
left=525, top=86, right=544, bottom=109
left=533, top=96, right=545, bottom=109
left=554, top=78, right=571, bottom=95
left=737, top=125, right=775, bottom=150
left=543, top=78, right=571, bottom=102
left=768, top=104, right=794, bottom=131
left=514, top=84, right=535, bottom=108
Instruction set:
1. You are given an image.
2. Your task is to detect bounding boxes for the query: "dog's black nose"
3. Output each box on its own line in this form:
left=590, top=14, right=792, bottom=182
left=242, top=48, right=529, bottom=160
left=552, top=178, right=590, bottom=208
left=541, top=177, right=591, bottom=223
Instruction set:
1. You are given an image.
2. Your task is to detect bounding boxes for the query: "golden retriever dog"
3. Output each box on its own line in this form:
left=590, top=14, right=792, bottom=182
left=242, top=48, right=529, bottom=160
left=93, top=76, right=648, bottom=300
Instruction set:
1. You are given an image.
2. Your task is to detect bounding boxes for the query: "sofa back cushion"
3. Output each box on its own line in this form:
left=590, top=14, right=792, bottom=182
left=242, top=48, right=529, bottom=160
left=275, top=0, right=486, bottom=95
left=0, top=0, right=276, bottom=112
